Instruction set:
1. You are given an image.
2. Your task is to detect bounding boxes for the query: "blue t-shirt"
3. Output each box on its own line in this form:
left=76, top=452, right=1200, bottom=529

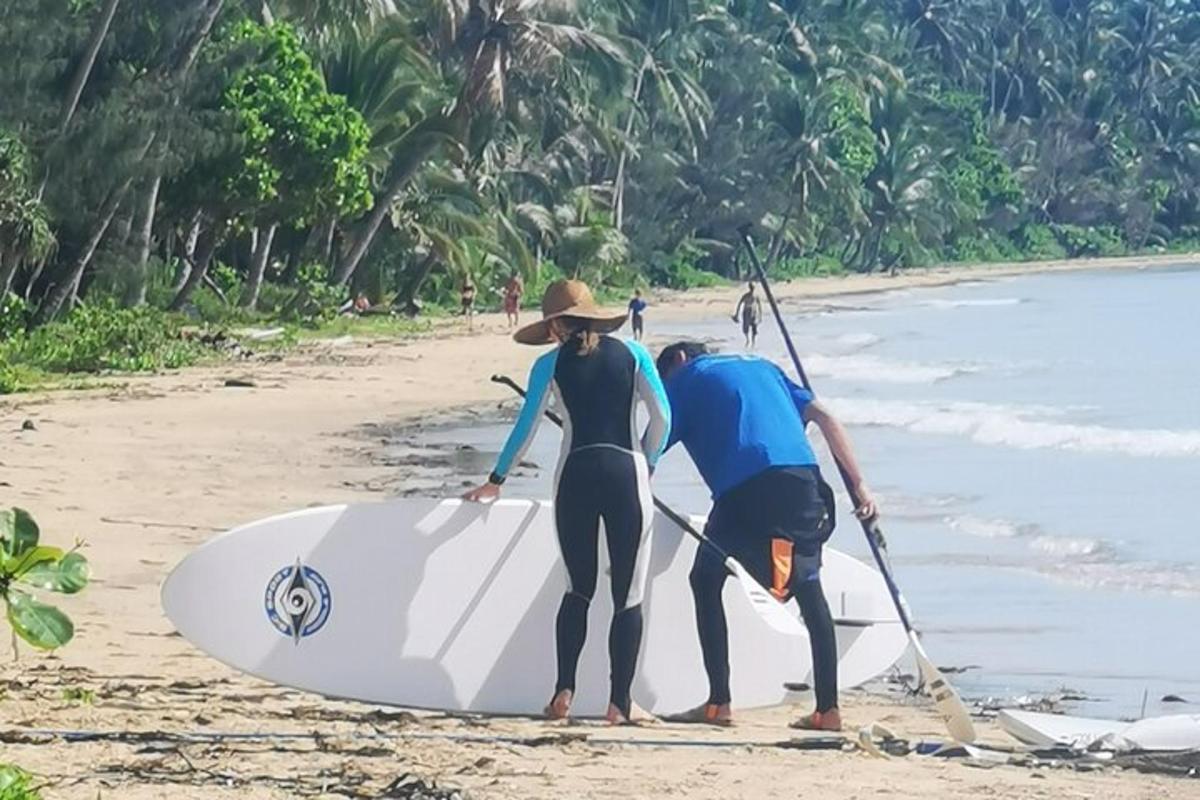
left=628, top=297, right=647, bottom=315
left=664, top=354, right=817, bottom=499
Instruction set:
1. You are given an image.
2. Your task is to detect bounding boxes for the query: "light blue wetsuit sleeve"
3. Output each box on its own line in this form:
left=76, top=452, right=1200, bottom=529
left=625, top=340, right=672, bottom=468
left=492, top=350, right=559, bottom=482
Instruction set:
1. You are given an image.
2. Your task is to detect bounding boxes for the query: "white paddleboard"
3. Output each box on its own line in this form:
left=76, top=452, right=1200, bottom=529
left=162, top=498, right=906, bottom=715
left=999, top=709, right=1200, bottom=751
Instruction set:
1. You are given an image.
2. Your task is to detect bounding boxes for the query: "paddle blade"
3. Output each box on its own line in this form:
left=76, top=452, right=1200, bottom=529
left=911, top=634, right=977, bottom=743
left=727, top=559, right=808, bottom=637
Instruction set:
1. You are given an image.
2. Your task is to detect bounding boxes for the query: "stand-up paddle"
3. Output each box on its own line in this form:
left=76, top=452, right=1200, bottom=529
left=736, top=227, right=977, bottom=743
left=490, top=374, right=809, bottom=638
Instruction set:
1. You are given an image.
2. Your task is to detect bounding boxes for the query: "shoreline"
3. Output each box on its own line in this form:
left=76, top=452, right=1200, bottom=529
left=647, top=250, right=1200, bottom=322
left=1, top=255, right=1196, bottom=798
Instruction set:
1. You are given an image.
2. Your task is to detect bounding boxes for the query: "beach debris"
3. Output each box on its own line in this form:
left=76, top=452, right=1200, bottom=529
left=978, top=693, right=1064, bottom=714
left=223, top=378, right=257, bottom=388
left=936, top=665, right=980, bottom=675
left=20, top=419, right=35, bottom=431
left=379, top=774, right=469, bottom=799
left=856, top=723, right=908, bottom=758
left=778, top=736, right=847, bottom=752
left=234, top=327, right=286, bottom=342
left=1113, top=749, right=1200, bottom=779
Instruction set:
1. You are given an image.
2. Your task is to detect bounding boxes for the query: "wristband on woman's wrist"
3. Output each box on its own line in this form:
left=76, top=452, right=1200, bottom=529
left=488, top=471, right=506, bottom=486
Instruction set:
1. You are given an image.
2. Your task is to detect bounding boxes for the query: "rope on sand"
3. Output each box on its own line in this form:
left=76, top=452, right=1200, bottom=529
left=1, top=727, right=850, bottom=751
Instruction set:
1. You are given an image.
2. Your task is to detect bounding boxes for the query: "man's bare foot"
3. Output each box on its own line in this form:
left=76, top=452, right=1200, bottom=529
left=663, top=702, right=733, bottom=727
left=789, top=708, right=842, bottom=731
left=544, top=689, right=573, bottom=720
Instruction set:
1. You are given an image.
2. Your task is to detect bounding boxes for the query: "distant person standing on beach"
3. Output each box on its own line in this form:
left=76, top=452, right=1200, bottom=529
left=460, top=278, right=477, bottom=330
left=655, top=341, right=878, bottom=731
left=503, top=273, right=524, bottom=330
left=733, top=283, right=763, bottom=349
left=628, top=289, right=648, bottom=341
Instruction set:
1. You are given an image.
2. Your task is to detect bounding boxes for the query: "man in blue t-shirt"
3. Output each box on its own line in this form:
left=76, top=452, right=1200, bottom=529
left=656, top=341, right=878, bottom=731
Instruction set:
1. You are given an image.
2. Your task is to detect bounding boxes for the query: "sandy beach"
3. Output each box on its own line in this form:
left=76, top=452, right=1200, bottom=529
left=2, top=253, right=1197, bottom=798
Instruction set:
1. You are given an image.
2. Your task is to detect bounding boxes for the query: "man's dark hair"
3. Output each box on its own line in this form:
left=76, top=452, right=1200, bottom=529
left=656, top=341, right=710, bottom=377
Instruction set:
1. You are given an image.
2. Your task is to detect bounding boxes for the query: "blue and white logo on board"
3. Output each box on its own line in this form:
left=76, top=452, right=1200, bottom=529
left=265, top=559, right=331, bottom=643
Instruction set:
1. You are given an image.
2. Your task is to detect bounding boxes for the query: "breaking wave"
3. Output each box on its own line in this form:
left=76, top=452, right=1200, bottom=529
left=803, top=353, right=977, bottom=385
left=924, top=297, right=1026, bottom=309
left=834, top=332, right=883, bottom=349
left=828, top=397, right=1200, bottom=458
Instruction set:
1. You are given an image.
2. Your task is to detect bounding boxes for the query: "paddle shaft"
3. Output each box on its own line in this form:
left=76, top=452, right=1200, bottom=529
left=736, top=229, right=916, bottom=633
left=488, top=374, right=730, bottom=561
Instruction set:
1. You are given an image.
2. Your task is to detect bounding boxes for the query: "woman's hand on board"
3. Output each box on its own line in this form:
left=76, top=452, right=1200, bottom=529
left=462, top=482, right=501, bottom=503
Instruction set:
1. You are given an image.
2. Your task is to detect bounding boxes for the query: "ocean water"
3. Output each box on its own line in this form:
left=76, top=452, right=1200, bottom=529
left=414, top=266, right=1200, bottom=720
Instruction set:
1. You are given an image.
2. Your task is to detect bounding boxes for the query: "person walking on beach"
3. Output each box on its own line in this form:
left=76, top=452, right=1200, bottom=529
left=733, top=283, right=763, bottom=349
left=655, top=342, right=877, bottom=731
left=628, top=289, right=648, bottom=341
left=463, top=279, right=671, bottom=725
left=502, top=272, right=524, bottom=329
left=460, top=277, right=477, bottom=330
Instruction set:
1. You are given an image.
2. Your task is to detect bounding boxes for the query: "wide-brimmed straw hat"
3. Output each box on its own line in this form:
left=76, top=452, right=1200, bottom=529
left=513, top=279, right=628, bottom=345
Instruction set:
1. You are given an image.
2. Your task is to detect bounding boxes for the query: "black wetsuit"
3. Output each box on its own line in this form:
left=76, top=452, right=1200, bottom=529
left=490, top=335, right=671, bottom=714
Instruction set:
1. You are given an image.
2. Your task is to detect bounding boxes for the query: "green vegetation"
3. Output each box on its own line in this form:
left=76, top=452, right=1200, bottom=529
left=0, top=764, right=41, bottom=800
left=1, top=508, right=91, bottom=651
left=60, top=685, right=97, bottom=705
left=2, top=0, right=1199, bottom=386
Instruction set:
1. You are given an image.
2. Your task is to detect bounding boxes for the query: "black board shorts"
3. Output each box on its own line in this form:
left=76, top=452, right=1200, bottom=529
left=703, top=466, right=835, bottom=598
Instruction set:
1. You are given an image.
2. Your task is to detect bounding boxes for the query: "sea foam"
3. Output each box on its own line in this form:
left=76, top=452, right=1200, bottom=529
left=828, top=397, right=1200, bottom=458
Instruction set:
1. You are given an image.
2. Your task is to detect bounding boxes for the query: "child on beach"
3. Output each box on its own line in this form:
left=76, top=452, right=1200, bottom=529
left=628, top=290, right=648, bottom=341
left=460, top=278, right=477, bottom=330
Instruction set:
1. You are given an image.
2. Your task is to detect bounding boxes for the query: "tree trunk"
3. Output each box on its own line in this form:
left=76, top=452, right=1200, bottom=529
left=60, top=0, right=122, bottom=132
left=0, top=252, right=17, bottom=297
left=129, top=173, right=162, bottom=306
left=320, top=218, right=336, bottom=268
left=766, top=176, right=803, bottom=270
left=174, top=0, right=225, bottom=79
left=394, top=252, right=438, bottom=315
left=241, top=223, right=277, bottom=309
left=113, top=207, right=134, bottom=248
left=612, top=56, right=650, bottom=232
left=34, top=0, right=122, bottom=200
left=174, top=211, right=202, bottom=292
left=334, top=157, right=427, bottom=286
left=169, top=222, right=222, bottom=311
left=35, top=183, right=131, bottom=324
left=332, top=108, right=459, bottom=286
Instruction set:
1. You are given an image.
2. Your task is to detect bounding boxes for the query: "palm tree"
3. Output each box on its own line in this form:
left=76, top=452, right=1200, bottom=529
left=762, top=89, right=851, bottom=265
left=855, top=87, right=949, bottom=272
left=608, top=0, right=714, bottom=231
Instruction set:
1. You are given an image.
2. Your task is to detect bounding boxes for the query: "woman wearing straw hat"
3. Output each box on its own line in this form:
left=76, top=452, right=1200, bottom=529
left=463, top=279, right=672, bottom=724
